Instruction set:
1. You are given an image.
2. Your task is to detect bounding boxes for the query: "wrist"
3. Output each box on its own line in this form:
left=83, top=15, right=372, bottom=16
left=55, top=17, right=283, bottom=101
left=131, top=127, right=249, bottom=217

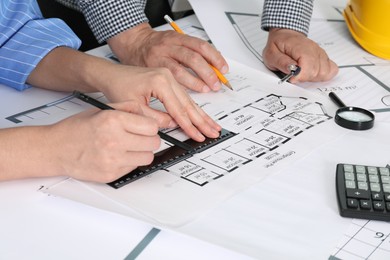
left=107, top=22, right=153, bottom=65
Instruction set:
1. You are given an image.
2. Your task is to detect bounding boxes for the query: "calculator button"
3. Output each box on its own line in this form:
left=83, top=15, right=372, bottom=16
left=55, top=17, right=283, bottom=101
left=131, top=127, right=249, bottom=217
left=356, top=166, right=366, bottom=174
left=344, top=172, right=355, bottom=181
left=385, top=193, right=390, bottom=201
left=358, top=182, right=368, bottom=190
left=371, top=192, right=383, bottom=200
left=344, top=164, right=354, bottom=172
left=347, top=189, right=370, bottom=199
left=369, top=175, right=379, bottom=183
left=373, top=201, right=385, bottom=211
left=345, top=181, right=356, bottom=189
left=383, top=184, right=390, bottom=193
left=380, top=167, right=390, bottom=176
left=370, top=183, right=381, bottom=192
left=356, top=174, right=366, bottom=182
left=381, top=176, right=390, bottom=184
left=347, top=199, right=358, bottom=208
left=367, top=167, right=378, bottom=175
left=360, top=200, right=371, bottom=210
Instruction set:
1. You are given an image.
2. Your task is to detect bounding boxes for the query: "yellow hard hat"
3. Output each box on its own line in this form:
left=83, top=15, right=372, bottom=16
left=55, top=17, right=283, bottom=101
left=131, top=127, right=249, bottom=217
left=343, top=0, right=390, bottom=59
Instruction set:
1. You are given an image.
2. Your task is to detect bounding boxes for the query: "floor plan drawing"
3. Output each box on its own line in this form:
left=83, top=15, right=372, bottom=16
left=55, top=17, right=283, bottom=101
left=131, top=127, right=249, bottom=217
left=223, top=11, right=390, bottom=118
left=126, top=93, right=332, bottom=188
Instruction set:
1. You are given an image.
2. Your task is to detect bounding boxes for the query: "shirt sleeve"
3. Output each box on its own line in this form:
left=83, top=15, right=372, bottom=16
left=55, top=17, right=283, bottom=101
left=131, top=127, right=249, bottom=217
left=56, top=0, right=149, bottom=43
left=0, top=1, right=81, bottom=91
left=261, top=0, right=313, bottom=35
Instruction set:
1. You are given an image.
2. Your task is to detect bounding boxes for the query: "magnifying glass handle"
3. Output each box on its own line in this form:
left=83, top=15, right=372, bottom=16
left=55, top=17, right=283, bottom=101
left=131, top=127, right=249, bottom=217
left=329, top=92, right=347, bottom=108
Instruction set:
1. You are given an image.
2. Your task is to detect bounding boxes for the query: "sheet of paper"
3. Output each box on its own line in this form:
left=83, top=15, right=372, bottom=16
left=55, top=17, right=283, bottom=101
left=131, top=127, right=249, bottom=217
left=44, top=57, right=343, bottom=227
left=176, top=121, right=390, bottom=259
left=188, top=0, right=266, bottom=71
left=0, top=177, right=249, bottom=259
left=331, top=219, right=390, bottom=260
left=0, top=177, right=155, bottom=259
left=0, top=87, right=75, bottom=128
left=3, top=8, right=388, bottom=259
left=188, top=0, right=390, bottom=121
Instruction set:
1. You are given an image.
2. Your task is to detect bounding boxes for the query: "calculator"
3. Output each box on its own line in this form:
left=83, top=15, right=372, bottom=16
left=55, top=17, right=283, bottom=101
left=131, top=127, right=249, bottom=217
left=336, top=163, right=390, bottom=221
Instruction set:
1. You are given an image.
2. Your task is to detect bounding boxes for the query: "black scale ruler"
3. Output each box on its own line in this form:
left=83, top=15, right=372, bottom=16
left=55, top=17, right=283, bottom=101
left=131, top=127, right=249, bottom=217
left=108, top=128, right=235, bottom=189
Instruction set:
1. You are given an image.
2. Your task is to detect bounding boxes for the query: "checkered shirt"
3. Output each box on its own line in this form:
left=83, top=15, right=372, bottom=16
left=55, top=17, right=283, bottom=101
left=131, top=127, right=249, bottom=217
left=56, top=0, right=149, bottom=43
left=261, top=0, right=313, bottom=35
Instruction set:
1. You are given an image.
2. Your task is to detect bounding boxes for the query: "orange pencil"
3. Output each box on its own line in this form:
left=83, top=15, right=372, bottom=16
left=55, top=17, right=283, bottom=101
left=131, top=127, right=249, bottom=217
left=164, top=15, right=233, bottom=90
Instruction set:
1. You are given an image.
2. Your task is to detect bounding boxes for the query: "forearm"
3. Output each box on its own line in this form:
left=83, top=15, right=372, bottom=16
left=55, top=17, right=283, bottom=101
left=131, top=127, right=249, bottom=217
left=27, top=47, right=116, bottom=94
left=0, top=126, right=61, bottom=181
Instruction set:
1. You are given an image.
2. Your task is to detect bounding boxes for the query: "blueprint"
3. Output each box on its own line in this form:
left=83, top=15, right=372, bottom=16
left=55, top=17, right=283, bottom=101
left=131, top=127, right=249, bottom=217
left=44, top=57, right=342, bottom=226
left=189, top=0, right=390, bottom=121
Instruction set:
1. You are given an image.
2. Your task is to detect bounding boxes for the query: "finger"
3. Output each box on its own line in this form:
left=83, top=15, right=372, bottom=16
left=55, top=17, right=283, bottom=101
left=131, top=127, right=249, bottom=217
left=262, top=46, right=297, bottom=75
left=155, top=86, right=206, bottom=141
left=100, top=101, right=160, bottom=136
left=118, top=112, right=159, bottom=136
left=182, top=100, right=221, bottom=138
left=173, top=34, right=229, bottom=71
left=163, top=57, right=213, bottom=93
left=140, top=105, right=177, bottom=128
left=191, top=99, right=222, bottom=132
left=169, top=45, right=222, bottom=91
left=161, top=86, right=220, bottom=139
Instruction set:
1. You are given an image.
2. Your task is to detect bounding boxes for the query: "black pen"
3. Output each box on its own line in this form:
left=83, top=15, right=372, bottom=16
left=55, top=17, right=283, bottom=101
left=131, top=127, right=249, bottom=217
left=73, top=91, right=114, bottom=110
left=73, top=91, right=193, bottom=151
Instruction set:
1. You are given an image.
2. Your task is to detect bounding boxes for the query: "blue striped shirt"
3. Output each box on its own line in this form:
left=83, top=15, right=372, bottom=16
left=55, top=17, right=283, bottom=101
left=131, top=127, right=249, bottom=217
left=0, top=0, right=81, bottom=91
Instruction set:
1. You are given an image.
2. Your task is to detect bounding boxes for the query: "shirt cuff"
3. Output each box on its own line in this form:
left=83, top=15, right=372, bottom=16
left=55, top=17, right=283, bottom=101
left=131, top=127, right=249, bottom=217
left=261, top=0, right=313, bottom=35
left=0, top=18, right=81, bottom=91
left=78, top=1, right=149, bottom=43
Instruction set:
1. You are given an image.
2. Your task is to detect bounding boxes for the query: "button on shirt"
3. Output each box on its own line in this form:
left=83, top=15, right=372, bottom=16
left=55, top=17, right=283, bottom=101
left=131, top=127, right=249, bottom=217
left=0, top=0, right=81, bottom=91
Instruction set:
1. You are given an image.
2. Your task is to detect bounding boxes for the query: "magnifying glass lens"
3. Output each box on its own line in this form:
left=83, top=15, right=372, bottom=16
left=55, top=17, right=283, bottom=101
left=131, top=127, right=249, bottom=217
left=334, top=107, right=374, bottom=130
left=337, top=110, right=373, bottom=122
left=328, top=92, right=375, bottom=130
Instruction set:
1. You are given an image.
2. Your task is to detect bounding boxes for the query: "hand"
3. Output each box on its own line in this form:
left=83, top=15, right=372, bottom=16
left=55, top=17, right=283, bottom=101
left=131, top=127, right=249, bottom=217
left=49, top=101, right=161, bottom=183
left=262, top=28, right=338, bottom=83
left=27, top=47, right=221, bottom=143
left=0, top=101, right=161, bottom=183
left=97, top=64, right=222, bottom=142
left=107, top=23, right=229, bottom=93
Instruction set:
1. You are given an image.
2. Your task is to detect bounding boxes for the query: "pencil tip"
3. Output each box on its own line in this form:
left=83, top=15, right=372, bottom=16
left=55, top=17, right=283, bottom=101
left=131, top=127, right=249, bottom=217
left=225, top=82, right=233, bottom=91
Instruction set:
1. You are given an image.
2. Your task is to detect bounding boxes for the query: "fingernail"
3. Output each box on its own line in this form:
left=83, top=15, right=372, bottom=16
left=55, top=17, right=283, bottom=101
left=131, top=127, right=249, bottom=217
left=212, top=128, right=221, bottom=137
left=197, top=132, right=205, bottom=141
left=213, top=81, right=222, bottom=91
left=202, top=85, right=210, bottom=92
left=168, top=120, right=177, bottom=128
left=221, top=65, right=228, bottom=73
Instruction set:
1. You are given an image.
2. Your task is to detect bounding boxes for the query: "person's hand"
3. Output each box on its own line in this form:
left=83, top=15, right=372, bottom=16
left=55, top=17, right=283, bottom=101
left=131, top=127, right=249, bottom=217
left=49, top=101, right=161, bottom=183
left=97, top=64, right=222, bottom=142
left=107, top=23, right=229, bottom=93
left=262, top=28, right=339, bottom=83
left=0, top=101, right=163, bottom=183
left=27, top=46, right=221, bottom=143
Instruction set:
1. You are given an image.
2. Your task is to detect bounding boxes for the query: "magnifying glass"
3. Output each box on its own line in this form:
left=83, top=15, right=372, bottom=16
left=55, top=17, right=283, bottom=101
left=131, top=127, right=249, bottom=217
left=329, top=92, right=375, bottom=130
